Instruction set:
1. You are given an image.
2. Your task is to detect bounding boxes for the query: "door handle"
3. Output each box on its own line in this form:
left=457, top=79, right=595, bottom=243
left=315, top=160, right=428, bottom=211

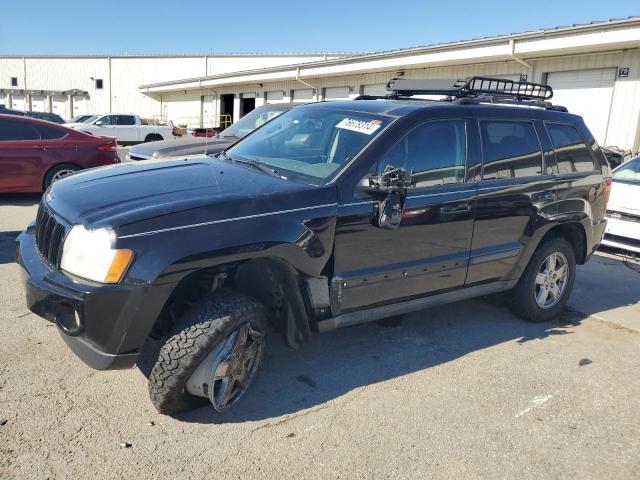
left=440, top=203, right=471, bottom=214
left=32, top=145, right=47, bottom=151
left=531, top=190, right=554, bottom=201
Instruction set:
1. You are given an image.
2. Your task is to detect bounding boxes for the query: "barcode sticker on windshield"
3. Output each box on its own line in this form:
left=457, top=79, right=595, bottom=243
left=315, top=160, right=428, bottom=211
left=336, top=118, right=382, bottom=135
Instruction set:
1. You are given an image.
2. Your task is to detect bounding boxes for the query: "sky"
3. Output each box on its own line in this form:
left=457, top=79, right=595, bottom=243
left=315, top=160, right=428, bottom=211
left=0, top=0, right=638, bottom=55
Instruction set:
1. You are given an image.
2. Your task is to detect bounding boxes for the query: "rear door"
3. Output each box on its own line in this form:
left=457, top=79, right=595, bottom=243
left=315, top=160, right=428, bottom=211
left=0, top=118, right=46, bottom=190
left=466, top=116, right=558, bottom=285
left=332, top=117, right=477, bottom=313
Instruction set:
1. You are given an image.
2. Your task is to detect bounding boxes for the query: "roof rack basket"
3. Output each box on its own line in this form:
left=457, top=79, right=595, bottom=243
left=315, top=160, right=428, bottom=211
left=386, top=76, right=554, bottom=101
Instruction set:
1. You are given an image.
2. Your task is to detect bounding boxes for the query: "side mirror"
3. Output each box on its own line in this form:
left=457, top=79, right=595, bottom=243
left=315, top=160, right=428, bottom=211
left=358, top=165, right=413, bottom=194
left=95, top=120, right=103, bottom=126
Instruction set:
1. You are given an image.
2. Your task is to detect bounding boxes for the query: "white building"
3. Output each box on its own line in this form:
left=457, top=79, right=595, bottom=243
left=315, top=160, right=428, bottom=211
left=2, top=17, right=640, bottom=153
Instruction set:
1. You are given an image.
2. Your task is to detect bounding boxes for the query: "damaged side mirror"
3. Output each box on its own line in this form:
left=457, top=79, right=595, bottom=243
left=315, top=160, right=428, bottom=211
left=358, top=165, right=413, bottom=194
left=358, top=166, right=412, bottom=230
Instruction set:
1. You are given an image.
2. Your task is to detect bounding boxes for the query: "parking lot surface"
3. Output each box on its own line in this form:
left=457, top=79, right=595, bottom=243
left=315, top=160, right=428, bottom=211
left=1, top=195, right=639, bottom=479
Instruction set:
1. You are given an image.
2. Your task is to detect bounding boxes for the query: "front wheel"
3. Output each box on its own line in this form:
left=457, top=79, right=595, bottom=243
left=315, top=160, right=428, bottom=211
left=507, top=237, right=576, bottom=322
left=148, top=290, right=268, bottom=415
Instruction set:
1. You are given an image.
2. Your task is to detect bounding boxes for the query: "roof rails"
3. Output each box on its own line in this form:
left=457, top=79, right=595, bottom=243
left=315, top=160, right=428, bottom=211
left=386, top=76, right=554, bottom=101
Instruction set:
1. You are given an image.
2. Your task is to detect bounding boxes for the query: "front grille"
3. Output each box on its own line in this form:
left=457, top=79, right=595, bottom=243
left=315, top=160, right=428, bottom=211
left=607, top=210, right=640, bottom=224
left=35, top=203, right=67, bottom=267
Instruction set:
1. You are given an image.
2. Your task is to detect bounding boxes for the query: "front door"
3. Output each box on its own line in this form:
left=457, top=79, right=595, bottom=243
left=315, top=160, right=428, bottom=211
left=332, top=118, right=477, bottom=314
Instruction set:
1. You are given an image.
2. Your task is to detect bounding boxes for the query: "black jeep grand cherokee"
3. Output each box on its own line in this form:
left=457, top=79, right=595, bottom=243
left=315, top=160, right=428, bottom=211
left=18, top=78, right=611, bottom=414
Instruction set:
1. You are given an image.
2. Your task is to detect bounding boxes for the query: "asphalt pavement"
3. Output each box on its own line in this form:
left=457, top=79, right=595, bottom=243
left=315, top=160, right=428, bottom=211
left=1, top=194, right=639, bottom=480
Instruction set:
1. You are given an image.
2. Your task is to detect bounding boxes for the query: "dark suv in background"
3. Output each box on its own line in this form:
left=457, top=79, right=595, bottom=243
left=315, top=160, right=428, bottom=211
left=17, top=77, right=611, bottom=415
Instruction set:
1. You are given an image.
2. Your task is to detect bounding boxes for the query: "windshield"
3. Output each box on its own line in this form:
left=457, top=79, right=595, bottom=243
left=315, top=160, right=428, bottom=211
left=226, top=106, right=392, bottom=184
left=612, top=157, right=640, bottom=185
left=219, top=104, right=290, bottom=139
left=84, top=115, right=100, bottom=124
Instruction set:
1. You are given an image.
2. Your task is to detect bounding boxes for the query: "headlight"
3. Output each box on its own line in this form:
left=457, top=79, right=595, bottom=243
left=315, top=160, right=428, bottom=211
left=60, top=225, right=133, bottom=283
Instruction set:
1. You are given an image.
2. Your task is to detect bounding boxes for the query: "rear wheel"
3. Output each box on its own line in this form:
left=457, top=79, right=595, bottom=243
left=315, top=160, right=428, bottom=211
left=148, top=290, right=267, bottom=415
left=44, top=164, right=80, bottom=189
left=507, top=237, right=576, bottom=322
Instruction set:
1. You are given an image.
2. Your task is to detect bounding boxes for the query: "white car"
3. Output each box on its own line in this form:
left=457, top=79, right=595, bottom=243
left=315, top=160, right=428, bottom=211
left=67, top=114, right=175, bottom=145
left=602, top=156, right=640, bottom=254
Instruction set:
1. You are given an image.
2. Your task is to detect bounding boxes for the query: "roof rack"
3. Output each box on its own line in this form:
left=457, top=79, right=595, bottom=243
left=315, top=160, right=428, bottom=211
left=352, top=76, right=567, bottom=111
left=386, top=76, right=554, bottom=101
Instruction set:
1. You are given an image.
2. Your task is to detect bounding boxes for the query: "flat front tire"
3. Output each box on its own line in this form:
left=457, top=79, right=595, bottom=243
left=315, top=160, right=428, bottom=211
left=148, top=290, right=268, bottom=415
left=507, top=237, right=576, bottom=323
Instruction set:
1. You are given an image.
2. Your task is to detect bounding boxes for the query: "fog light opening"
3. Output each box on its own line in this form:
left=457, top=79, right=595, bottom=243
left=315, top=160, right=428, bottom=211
left=55, top=302, right=82, bottom=335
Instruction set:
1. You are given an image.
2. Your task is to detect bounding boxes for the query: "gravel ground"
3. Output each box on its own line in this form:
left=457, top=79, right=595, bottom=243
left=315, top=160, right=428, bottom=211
left=1, top=194, right=639, bottom=480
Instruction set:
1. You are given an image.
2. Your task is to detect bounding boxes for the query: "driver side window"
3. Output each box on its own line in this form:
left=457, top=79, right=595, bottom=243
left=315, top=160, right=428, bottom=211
left=98, top=116, right=114, bottom=125
left=379, top=120, right=467, bottom=187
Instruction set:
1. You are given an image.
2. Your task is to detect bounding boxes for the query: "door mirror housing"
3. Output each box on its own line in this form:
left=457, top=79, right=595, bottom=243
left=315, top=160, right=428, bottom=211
left=358, top=165, right=413, bottom=194
left=94, top=120, right=103, bottom=126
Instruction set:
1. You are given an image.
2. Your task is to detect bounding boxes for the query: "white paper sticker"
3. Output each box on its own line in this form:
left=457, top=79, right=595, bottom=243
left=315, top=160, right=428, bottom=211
left=336, top=118, right=382, bottom=135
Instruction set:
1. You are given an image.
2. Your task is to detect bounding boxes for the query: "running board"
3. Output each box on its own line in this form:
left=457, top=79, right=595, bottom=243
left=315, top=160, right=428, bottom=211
left=316, top=281, right=510, bottom=333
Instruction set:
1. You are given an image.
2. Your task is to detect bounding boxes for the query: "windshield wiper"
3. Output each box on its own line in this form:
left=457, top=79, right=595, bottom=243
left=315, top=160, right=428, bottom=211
left=233, top=158, right=281, bottom=178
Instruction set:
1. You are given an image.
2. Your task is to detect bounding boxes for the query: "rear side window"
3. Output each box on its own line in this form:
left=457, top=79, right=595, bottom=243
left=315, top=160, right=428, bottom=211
left=546, top=123, right=596, bottom=173
left=480, top=120, right=543, bottom=179
left=380, top=120, right=466, bottom=187
left=0, top=119, right=40, bottom=141
left=35, top=125, right=66, bottom=140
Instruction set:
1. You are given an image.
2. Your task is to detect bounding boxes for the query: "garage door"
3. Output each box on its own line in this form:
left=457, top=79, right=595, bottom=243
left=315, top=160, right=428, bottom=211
left=0, top=95, right=5, bottom=106
left=51, top=96, right=66, bottom=119
left=266, top=91, right=284, bottom=104
left=11, top=94, right=25, bottom=111
left=363, top=84, right=388, bottom=96
left=31, top=95, right=46, bottom=112
left=546, top=69, right=616, bottom=145
left=72, top=96, right=88, bottom=116
left=292, top=89, right=313, bottom=102
left=324, top=87, right=350, bottom=101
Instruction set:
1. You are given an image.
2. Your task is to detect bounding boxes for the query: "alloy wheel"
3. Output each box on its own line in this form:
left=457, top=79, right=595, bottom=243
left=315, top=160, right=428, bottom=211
left=207, top=324, right=265, bottom=412
left=534, top=252, right=569, bottom=309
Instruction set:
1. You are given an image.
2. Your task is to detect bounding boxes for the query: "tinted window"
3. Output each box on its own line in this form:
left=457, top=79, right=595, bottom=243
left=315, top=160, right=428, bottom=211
left=381, top=120, right=466, bottom=187
left=116, top=115, right=135, bottom=125
left=546, top=123, right=596, bottom=173
left=480, top=120, right=542, bottom=179
left=35, top=125, right=66, bottom=140
left=0, top=119, right=40, bottom=141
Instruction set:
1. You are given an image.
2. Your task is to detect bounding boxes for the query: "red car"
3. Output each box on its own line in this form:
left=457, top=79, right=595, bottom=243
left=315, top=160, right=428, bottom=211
left=0, top=114, right=120, bottom=193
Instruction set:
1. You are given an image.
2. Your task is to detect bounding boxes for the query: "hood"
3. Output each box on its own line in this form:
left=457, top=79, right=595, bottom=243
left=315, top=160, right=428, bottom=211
left=609, top=180, right=640, bottom=213
left=44, top=156, right=333, bottom=234
left=128, top=136, right=236, bottom=158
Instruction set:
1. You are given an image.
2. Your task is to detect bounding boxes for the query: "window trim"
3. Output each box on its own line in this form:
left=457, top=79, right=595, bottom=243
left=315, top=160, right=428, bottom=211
left=477, top=118, right=545, bottom=181
left=543, top=120, right=599, bottom=175
left=376, top=117, right=471, bottom=189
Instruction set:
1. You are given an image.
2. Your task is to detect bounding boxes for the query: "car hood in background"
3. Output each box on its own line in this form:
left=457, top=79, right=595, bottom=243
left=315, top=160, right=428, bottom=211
left=128, top=136, right=236, bottom=159
left=43, top=156, right=335, bottom=235
left=609, top=181, right=640, bottom=213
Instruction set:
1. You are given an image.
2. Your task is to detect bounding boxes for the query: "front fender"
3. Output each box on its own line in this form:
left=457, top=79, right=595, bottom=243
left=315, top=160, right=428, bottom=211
left=117, top=204, right=337, bottom=287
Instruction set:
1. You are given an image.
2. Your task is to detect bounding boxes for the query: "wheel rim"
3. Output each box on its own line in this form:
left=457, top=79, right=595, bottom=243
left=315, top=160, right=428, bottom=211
left=51, top=169, right=76, bottom=184
left=534, top=252, right=569, bottom=309
left=207, top=324, right=264, bottom=412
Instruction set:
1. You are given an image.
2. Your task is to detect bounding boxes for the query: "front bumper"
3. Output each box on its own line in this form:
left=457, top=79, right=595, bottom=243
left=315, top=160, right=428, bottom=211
left=17, top=227, right=173, bottom=370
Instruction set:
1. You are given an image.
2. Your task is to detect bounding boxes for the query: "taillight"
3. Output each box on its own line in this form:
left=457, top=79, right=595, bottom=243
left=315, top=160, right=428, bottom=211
left=603, top=177, right=612, bottom=206
left=97, top=142, right=117, bottom=152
